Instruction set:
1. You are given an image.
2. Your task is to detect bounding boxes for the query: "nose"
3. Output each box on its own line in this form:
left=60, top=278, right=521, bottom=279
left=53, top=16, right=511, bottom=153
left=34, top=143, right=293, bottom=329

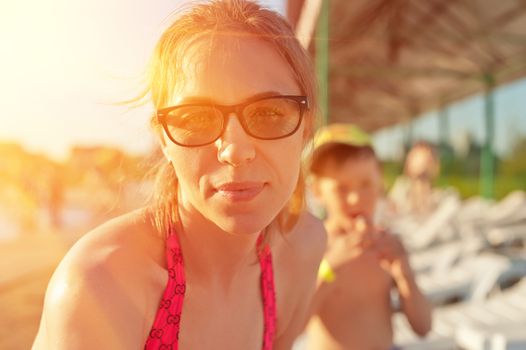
left=216, top=113, right=256, bottom=167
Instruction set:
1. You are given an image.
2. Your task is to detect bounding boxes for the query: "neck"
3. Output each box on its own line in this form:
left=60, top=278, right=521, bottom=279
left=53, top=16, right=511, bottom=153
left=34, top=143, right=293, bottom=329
left=175, top=202, right=261, bottom=290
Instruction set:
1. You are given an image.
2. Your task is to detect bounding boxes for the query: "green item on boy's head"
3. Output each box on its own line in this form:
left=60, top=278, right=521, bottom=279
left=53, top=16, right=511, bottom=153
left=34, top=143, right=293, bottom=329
left=313, top=123, right=372, bottom=149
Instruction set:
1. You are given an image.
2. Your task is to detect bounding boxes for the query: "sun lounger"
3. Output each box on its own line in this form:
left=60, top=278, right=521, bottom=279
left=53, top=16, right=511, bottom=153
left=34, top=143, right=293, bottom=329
left=415, top=253, right=517, bottom=305
left=455, top=321, right=526, bottom=350
left=393, top=278, right=526, bottom=349
left=409, top=236, right=486, bottom=276
left=486, top=223, right=526, bottom=246
left=486, top=191, right=526, bottom=227
left=396, top=194, right=462, bottom=251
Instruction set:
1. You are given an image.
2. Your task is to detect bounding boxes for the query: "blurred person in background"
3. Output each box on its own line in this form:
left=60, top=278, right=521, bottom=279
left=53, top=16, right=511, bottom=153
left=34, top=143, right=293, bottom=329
left=389, top=141, right=441, bottom=217
left=32, top=1, right=326, bottom=349
left=304, top=124, right=431, bottom=350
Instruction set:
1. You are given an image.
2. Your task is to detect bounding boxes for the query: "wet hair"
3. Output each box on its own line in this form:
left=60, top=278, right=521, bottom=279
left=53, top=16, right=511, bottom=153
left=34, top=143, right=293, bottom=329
left=141, top=0, right=318, bottom=238
left=309, top=143, right=378, bottom=177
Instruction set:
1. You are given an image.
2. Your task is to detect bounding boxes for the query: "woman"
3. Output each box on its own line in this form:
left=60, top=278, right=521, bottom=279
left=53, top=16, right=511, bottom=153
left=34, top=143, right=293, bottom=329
left=32, top=1, right=326, bottom=349
left=389, top=141, right=441, bottom=217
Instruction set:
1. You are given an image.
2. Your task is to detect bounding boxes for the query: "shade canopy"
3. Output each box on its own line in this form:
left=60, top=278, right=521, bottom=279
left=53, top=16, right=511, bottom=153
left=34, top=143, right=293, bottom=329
left=289, top=0, right=526, bottom=132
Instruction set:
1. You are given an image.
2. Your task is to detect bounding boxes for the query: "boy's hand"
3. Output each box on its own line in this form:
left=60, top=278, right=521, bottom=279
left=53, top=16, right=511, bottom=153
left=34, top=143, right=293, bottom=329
left=325, top=217, right=412, bottom=282
left=324, top=216, right=375, bottom=272
left=371, top=229, right=432, bottom=337
left=371, top=229, right=411, bottom=281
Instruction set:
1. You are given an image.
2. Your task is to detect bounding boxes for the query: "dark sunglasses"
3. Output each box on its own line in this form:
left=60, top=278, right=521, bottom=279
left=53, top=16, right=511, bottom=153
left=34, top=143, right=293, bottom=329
left=156, top=95, right=309, bottom=147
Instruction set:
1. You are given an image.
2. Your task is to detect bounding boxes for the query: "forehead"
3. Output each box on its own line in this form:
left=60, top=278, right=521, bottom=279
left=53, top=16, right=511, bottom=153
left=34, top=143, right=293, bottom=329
left=171, top=34, right=301, bottom=105
left=322, top=157, right=380, bottom=182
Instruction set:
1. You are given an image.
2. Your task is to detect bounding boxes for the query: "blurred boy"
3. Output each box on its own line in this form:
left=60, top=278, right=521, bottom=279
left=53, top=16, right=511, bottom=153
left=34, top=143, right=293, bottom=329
left=305, top=124, right=431, bottom=350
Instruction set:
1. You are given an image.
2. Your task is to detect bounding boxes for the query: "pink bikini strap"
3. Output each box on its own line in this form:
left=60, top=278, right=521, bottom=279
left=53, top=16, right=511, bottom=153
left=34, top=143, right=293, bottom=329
left=144, top=234, right=185, bottom=349
left=258, top=235, right=277, bottom=350
left=145, top=232, right=276, bottom=350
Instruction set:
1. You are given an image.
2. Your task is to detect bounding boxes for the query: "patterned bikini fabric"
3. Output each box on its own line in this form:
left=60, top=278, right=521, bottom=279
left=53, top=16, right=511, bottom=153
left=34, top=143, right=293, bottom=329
left=144, top=232, right=276, bottom=350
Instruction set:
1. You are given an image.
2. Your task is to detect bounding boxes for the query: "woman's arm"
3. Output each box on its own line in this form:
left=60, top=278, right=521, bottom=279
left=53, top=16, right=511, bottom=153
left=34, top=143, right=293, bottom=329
left=273, top=289, right=315, bottom=350
left=33, top=263, right=134, bottom=349
left=33, top=219, right=154, bottom=350
left=273, top=213, right=327, bottom=349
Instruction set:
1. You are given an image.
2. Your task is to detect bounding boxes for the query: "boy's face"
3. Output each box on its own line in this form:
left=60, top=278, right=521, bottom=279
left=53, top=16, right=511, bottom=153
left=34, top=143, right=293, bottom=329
left=314, top=157, right=382, bottom=220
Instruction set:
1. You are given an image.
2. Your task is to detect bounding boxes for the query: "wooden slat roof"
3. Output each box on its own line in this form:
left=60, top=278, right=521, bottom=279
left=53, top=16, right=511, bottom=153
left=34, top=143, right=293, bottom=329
left=290, top=0, right=526, bottom=131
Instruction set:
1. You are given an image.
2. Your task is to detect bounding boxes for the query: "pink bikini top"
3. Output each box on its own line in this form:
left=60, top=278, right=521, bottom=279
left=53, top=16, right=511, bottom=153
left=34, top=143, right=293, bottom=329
left=144, top=230, right=277, bottom=350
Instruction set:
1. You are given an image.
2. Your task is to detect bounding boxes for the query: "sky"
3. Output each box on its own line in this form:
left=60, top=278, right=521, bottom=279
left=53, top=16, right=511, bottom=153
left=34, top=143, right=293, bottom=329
left=373, top=79, right=526, bottom=159
left=1, top=0, right=525, bottom=161
left=0, top=0, right=285, bottom=161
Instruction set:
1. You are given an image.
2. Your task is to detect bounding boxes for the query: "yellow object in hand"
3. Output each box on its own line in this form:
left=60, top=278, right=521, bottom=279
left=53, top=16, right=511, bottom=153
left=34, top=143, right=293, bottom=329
left=318, top=259, right=336, bottom=283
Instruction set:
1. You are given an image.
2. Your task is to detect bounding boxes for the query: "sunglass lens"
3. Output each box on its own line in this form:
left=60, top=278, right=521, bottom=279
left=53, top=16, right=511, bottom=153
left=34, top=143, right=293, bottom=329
left=164, top=106, right=223, bottom=146
left=243, top=98, right=301, bottom=139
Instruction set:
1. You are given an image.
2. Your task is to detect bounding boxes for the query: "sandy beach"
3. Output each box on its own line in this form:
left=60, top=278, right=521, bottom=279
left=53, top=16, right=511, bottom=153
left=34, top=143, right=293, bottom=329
left=0, top=232, right=76, bottom=350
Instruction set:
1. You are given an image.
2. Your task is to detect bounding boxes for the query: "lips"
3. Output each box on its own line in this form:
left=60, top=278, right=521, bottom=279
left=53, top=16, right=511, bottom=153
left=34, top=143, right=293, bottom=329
left=214, top=181, right=266, bottom=202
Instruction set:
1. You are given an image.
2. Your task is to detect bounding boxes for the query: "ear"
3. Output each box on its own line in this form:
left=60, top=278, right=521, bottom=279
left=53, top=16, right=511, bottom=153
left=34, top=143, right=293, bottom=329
left=157, top=126, right=167, bottom=146
left=156, top=128, right=170, bottom=158
left=157, top=137, right=175, bottom=172
left=160, top=143, right=172, bottom=165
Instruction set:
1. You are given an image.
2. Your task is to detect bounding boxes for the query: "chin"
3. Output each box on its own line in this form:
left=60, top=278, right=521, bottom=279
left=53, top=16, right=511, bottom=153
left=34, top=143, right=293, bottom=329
left=212, top=207, right=279, bottom=235
left=206, top=187, right=293, bottom=235
left=217, top=215, right=272, bottom=235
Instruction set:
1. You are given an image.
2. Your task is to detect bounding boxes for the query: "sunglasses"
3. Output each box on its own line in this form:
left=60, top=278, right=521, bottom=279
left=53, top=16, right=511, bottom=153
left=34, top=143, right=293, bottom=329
left=157, top=95, right=309, bottom=147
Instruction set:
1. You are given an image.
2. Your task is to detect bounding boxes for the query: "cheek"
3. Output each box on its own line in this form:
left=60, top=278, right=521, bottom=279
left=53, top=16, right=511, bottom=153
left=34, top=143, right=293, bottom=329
left=270, top=137, right=303, bottom=183
left=164, top=146, right=213, bottom=185
left=280, top=158, right=301, bottom=196
left=363, top=189, right=379, bottom=208
left=165, top=147, right=188, bottom=177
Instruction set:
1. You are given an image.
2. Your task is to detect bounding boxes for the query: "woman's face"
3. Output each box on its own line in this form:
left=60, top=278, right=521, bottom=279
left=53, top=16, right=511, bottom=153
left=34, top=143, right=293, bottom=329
left=161, top=36, right=306, bottom=235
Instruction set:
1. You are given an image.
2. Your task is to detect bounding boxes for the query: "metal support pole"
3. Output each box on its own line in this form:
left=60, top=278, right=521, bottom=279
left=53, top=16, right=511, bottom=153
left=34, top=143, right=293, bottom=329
left=480, top=73, right=495, bottom=199
left=316, top=0, right=329, bottom=125
left=439, top=103, right=450, bottom=180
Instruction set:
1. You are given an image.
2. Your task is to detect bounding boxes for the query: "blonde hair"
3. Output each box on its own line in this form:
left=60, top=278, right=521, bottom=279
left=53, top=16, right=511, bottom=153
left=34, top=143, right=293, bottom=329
left=144, top=0, right=318, bottom=239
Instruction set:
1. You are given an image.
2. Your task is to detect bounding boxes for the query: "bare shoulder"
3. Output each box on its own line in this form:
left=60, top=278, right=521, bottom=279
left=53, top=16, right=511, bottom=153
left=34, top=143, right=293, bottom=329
left=284, top=211, right=327, bottom=264
left=33, top=209, right=164, bottom=349
left=273, top=210, right=327, bottom=293
left=271, top=212, right=327, bottom=347
left=49, top=208, right=162, bottom=281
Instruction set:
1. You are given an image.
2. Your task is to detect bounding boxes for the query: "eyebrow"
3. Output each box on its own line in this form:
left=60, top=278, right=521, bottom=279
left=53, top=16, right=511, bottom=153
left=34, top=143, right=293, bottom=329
left=175, top=91, right=288, bottom=106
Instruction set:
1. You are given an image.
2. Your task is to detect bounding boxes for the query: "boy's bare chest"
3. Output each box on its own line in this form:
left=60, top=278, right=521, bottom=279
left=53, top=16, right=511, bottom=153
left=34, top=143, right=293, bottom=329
left=334, top=252, right=393, bottom=300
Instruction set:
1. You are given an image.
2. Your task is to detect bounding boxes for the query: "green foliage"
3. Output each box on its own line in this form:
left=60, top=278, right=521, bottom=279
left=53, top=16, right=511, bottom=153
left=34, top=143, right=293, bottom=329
left=501, top=137, right=526, bottom=178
